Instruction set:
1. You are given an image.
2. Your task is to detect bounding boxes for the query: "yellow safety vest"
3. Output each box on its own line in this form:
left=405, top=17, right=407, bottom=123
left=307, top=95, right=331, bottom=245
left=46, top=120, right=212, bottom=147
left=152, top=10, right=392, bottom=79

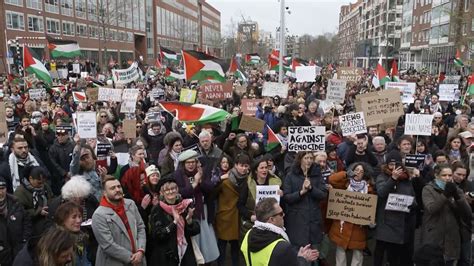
left=241, top=229, right=286, bottom=266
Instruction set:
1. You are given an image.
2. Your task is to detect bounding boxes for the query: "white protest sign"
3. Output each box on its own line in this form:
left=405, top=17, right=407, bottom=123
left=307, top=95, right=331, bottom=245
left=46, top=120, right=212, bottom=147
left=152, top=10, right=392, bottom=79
left=72, top=63, right=80, bottom=74
left=438, top=84, right=458, bottom=101
left=80, top=72, right=88, bottom=78
left=262, top=82, right=289, bottom=98
left=57, top=69, right=68, bottom=79
left=327, top=79, right=347, bottom=104
left=76, top=112, right=97, bottom=138
left=385, top=82, right=416, bottom=103
left=404, top=114, right=433, bottom=136
left=255, top=185, right=280, bottom=203
left=98, top=87, right=123, bottom=102
left=295, top=66, right=316, bottom=82
left=28, top=88, right=46, bottom=100
left=385, top=193, right=415, bottom=213
left=120, top=89, right=139, bottom=113
left=315, top=66, right=322, bottom=76
left=112, top=62, right=140, bottom=84
left=288, top=126, right=325, bottom=152
left=339, top=112, right=367, bottom=136
left=443, top=75, right=461, bottom=84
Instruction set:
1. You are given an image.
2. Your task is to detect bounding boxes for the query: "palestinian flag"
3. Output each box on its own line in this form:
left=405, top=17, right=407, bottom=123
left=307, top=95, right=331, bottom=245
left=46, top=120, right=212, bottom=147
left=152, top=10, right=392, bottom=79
left=266, top=125, right=281, bottom=151
left=391, top=59, right=399, bottom=82
left=155, top=57, right=163, bottom=69
left=23, top=45, right=52, bottom=87
left=468, top=73, right=474, bottom=95
left=228, top=56, right=238, bottom=73
left=182, top=50, right=228, bottom=83
left=47, top=36, right=81, bottom=58
left=72, top=91, right=87, bottom=102
left=438, top=72, right=446, bottom=83
left=454, top=49, right=464, bottom=68
left=159, top=101, right=229, bottom=124
left=292, top=58, right=309, bottom=71
left=246, top=53, right=261, bottom=64
left=268, top=50, right=280, bottom=70
left=160, top=46, right=179, bottom=62
left=372, top=57, right=390, bottom=88
left=235, top=68, right=248, bottom=83
left=165, top=67, right=184, bottom=81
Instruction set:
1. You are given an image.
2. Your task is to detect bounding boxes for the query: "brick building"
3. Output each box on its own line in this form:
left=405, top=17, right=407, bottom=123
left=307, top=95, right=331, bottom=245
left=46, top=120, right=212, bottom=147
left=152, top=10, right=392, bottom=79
left=337, top=0, right=362, bottom=67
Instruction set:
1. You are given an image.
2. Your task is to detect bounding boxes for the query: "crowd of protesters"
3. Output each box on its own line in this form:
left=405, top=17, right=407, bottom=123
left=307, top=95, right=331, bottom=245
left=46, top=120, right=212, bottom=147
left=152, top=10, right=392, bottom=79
left=0, top=57, right=473, bottom=266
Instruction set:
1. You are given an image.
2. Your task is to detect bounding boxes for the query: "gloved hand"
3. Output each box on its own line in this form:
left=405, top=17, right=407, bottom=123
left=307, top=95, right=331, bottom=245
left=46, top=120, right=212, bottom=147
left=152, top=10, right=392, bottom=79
left=444, top=182, right=460, bottom=200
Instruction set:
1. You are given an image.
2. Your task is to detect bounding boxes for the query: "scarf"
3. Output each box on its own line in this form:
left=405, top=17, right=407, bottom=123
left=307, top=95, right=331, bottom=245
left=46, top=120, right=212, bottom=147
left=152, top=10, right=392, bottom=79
left=450, top=149, right=461, bottom=160
left=228, top=168, right=248, bottom=187
left=347, top=178, right=368, bottom=193
left=9, top=152, right=40, bottom=191
left=170, top=150, right=180, bottom=171
left=22, top=178, right=47, bottom=209
left=159, top=199, right=193, bottom=263
left=99, top=197, right=136, bottom=253
left=276, top=133, right=288, bottom=147
left=253, top=221, right=289, bottom=242
left=0, top=198, right=7, bottom=218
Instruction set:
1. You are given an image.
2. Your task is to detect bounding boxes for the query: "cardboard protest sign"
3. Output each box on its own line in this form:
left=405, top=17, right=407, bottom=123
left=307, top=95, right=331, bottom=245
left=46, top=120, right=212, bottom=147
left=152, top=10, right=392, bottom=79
left=326, top=79, right=347, bottom=104
left=76, top=112, right=97, bottom=139
left=86, top=87, right=98, bottom=102
left=326, top=189, right=377, bottom=225
left=385, top=193, right=415, bottom=213
left=0, top=103, right=7, bottom=143
left=405, top=154, right=426, bottom=168
left=288, top=126, right=325, bottom=152
left=179, top=89, right=197, bottom=103
left=239, top=115, right=265, bottom=132
left=404, top=114, right=433, bottom=136
left=120, top=89, right=139, bottom=113
left=295, top=66, right=317, bottom=82
left=29, top=88, right=46, bottom=100
left=201, top=81, right=233, bottom=100
left=98, top=87, right=123, bottom=102
left=339, top=112, right=367, bottom=136
left=111, top=62, right=140, bottom=84
left=97, top=143, right=112, bottom=156
left=262, top=82, right=289, bottom=98
left=355, top=89, right=404, bottom=126
left=122, top=119, right=136, bottom=139
left=385, top=82, right=416, bottom=104
left=438, top=84, right=458, bottom=101
left=241, top=99, right=263, bottom=116
left=256, top=185, right=280, bottom=203
left=337, top=67, right=363, bottom=82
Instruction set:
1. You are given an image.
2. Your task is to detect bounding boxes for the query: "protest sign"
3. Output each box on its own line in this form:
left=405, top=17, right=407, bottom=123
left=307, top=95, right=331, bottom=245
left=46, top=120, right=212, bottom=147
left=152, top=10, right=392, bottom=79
left=57, top=69, right=68, bottom=79
left=443, top=75, right=461, bottom=84
left=201, top=81, right=233, bottom=100
left=56, top=125, right=73, bottom=134
left=438, top=84, right=458, bottom=101
left=241, top=99, right=263, bottom=116
left=326, top=189, right=377, bottom=225
left=98, top=87, right=123, bottom=102
left=122, top=119, right=136, bottom=139
left=262, top=82, right=289, bottom=98
left=151, top=88, right=165, bottom=99
left=355, top=89, right=404, bottom=126
left=86, top=87, right=98, bottom=102
left=339, top=112, right=367, bottom=136
left=405, top=154, right=426, bottom=168
left=404, top=114, right=433, bottom=136
left=29, top=88, right=46, bottom=100
left=76, top=112, right=97, bottom=139
left=80, top=72, right=88, bottom=78
left=179, top=89, right=197, bottom=103
left=315, top=66, right=322, bottom=76
left=120, top=89, right=139, bottom=113
left=239, top=115, right=265, bottom=132
left=385, top=82, right=416, bottom=103
left=256, top=185, right=280, bottom=203
left=146, top=112, right=162, bottom=122
left=111, top=62, right=140, bottom=84
left=288, top=126, right=325, bottom=152
left=326, top=79, right=347, bottom=104
left=72, top=63, right=80, bottom=74
left=385, top=194, right=415, bottom=213
left=0, top=103, right=7, bottom=143
left=337, top=67, right=363, bottom=82
left=97, top=143, right=112, bottom=157
left=295, top=66, right=317, bottom=82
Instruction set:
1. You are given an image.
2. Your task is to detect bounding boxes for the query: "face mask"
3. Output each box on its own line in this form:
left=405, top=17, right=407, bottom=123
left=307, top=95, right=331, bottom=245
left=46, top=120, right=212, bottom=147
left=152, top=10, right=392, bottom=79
left=435, top=179, right=446, bottom=190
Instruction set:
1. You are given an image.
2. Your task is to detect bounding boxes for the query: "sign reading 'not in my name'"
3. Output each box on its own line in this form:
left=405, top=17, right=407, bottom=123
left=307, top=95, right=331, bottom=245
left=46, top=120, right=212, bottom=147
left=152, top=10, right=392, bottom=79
left=288, top=126, right=325, bottom=152
left=404, top=114, right=433, bottom=136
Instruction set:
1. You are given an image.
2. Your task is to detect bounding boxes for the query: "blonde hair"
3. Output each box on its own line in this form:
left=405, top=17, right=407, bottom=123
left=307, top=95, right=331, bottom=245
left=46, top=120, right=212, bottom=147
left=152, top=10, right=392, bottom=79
left=37, top=227, right=75, bottom=266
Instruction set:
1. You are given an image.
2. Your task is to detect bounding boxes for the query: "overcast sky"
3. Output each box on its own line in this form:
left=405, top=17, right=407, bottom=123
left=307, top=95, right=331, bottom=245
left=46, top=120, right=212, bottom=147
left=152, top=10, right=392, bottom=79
left=206, top=0, right=347, bottom=37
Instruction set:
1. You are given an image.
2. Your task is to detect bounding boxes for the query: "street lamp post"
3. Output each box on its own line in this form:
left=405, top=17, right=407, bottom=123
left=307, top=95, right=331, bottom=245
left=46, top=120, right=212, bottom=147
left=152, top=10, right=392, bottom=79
left=278, top=0, right=285, bottom=83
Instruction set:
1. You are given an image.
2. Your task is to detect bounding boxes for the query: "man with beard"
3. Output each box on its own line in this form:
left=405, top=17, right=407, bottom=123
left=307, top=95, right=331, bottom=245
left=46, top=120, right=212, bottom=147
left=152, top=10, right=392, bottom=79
left=0, top=138, right=48, bottom=193
left=5, top=105, right=19, bottom=132
left=92, top=176, right=147, bottom=266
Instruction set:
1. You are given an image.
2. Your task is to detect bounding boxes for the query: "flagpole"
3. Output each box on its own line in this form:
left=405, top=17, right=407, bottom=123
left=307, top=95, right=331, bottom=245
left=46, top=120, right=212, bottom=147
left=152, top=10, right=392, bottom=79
left=278, top=0, right=285, bottom=84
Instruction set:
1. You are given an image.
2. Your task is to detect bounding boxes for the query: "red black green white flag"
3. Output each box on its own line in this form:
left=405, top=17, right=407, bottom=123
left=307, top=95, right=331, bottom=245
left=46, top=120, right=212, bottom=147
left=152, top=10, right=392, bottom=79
left=23, top=45, right=52, bottom=87
left=47, top=36, right=81, bottom=58
left=159, top=101, right=229, bottom=124
left=454, top=49, right=464, bottom=68
left=160, top=46, right=179, bottom=62
left=182, top=50, right=228, bottom=83
left=266, top=125, right=282, bottom=151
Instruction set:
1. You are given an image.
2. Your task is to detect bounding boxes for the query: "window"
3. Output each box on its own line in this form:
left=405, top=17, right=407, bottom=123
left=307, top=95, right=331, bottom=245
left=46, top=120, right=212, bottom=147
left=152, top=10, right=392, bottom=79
left=87, top=0, right=97, bottom=22
left=75, top=0, right=86, bottom=18
left=88, top=25, right=98, bottom=38
left=61, top=0, right=73, bottom=16
left=472, top=18, right=474, bottom=31
left=76, top=23, right=87, bottom=36
left=45, top=0, right=59, bottom=13
left=6, top=11, right=25, bottom=30
left=462, top=23, right=467, bottom=35
left=5, top=0, right=23, bottom=7
left=26, top=0, right=42, bottom=10
left=465, top=0, right=470, bottom=11
left=28, top=16, right=44, bottom=32
left=62, top=21, right=74, bottom=36
left=46, top=18, right=60, bottom=34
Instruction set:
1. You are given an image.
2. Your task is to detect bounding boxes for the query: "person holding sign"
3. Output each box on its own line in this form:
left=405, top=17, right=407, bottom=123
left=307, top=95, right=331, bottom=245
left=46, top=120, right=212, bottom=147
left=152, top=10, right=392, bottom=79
left=419, top=164, right=472, bottom=266
left=283, top=152, right=328, bottom=260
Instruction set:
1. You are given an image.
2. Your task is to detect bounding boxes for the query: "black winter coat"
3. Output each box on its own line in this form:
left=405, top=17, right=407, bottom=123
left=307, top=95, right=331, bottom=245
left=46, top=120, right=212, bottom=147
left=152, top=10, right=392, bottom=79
left=48, top=139, right=74, bottom=180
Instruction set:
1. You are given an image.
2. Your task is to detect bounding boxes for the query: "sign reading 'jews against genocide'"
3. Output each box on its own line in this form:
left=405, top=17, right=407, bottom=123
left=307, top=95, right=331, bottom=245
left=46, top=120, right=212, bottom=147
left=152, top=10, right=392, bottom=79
left=76, top=112, right=97, bottom=139
left=326, top=79, right=347, bottom=104
left=339, top=112, right=367, bottom=136
left=438, top=84, right=458, bottom=101
left=326, top=189, right=377, bottom=225
left=288, top=126, right=325, bottom=152
left=385, top=82, right=416, bottom=104
left=255, top=185, right=280, bottom=204
left=404, top=114, right=433, bottom=136
left=355, top=89, right=404, bottom=126
left=262, top=82, right=289, bottom=98
left=337, top=67, right=364, bottom=82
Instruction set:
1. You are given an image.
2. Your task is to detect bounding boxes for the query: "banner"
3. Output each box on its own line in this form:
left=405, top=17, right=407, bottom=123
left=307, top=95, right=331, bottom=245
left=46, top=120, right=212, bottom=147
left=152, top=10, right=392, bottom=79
left=201, top=81, right=233, bottom=100
left=111, top=62, right=140, bottom=84
left=179, top=89, right=197, bottom=103
left=241, top=99, right=263, bottom=116
left=256, top=185, right=280, bottom=203
left=295, top=66, right=316, bottom=82
left=98, top=87, right=123, bottom=102
left=385, top=82, right=416, bottom=103
left=262, top=82, right=289, bottom=98
left=120, top=89, right=139, bottom=113
left=326, top=79, right=347, bottom=104
left=326, top=189, right=377, bottom=225
left=355, top=89, right=404, bottom=126
left=404, top=114, right=433, bottom=136
left=337, top=67, right=363, bottom=82
left=438, top=84, right=458, bottom=101
left=339, top=112, right=367, bottom=136
left=76, top=112, right=97, bottom=139
left=288, top=126, right=325, bottom=152
left=239, top=115, right=265, bottom=132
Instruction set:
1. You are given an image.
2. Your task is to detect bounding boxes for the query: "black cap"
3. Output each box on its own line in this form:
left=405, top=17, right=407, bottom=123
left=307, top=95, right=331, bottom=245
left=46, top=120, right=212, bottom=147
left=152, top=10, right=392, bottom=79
left=386, top=150, right=402, bottom=164
left=156, top=177, right=177, bottom=192
left=0, top=176, right=7, bottom=188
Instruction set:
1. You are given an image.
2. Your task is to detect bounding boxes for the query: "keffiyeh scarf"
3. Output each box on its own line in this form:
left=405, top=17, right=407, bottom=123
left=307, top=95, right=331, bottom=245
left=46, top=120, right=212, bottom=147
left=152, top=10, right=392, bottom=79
left=253, top=221, right=290, bottom=242
left=9, top=152, right=40, bottom=191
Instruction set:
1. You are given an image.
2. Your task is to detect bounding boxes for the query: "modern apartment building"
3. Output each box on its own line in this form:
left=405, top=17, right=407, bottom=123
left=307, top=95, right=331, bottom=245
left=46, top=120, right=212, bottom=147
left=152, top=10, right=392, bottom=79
left=337, top=0, right=362, bottom=67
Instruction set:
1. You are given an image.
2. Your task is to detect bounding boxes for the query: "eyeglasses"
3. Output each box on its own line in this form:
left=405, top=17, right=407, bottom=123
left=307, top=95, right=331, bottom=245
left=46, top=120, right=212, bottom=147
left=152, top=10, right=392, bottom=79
left=163, top=186, right=178, bottom=194
left=271, top=211, right=284, bottom=217
left=100, top=115, right=107, bottom=118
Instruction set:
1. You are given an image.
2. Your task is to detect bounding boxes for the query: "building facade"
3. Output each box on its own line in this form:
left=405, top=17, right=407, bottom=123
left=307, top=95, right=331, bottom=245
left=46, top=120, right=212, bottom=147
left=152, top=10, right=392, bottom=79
left=337, top=0, right=362, bottom=67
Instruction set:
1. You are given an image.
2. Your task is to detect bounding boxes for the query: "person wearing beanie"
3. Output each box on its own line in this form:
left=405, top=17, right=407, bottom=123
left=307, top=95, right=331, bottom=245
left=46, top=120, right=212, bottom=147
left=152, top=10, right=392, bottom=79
left=0, top=175, right=32, bottom=266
